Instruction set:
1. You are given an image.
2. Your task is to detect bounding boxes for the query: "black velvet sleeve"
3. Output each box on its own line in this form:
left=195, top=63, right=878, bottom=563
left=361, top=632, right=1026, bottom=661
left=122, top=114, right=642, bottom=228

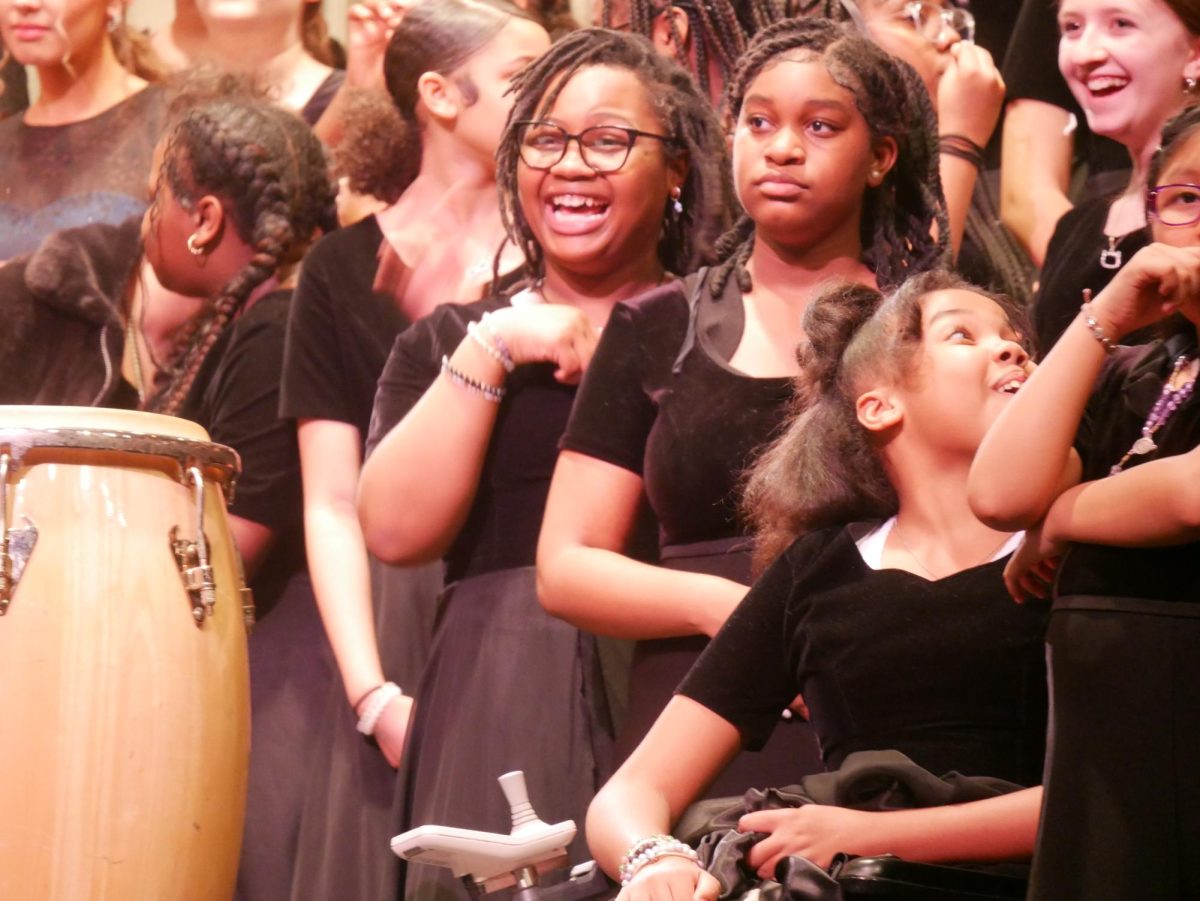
left=559, top=300, right=658, bottom=475
left=677, top=532, right=842, bottom=750
left=202, top=295, right=301, bottom=533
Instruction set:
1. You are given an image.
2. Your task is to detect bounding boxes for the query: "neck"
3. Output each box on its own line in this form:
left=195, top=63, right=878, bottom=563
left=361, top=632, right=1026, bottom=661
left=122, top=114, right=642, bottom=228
left=30, top=39, right=143, bottom=125
left=201, top=19, right=309, bottom=79
left=377, top=161, right=500, bottom=234
left=746, top=230, right=874, bottom=305
left=541, top=258, right=665, bottom=329
left=886, top=448, right=1011, bottom=557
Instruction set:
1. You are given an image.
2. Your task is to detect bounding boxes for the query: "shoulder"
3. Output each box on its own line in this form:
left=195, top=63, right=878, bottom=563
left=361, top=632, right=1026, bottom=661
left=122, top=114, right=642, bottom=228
left=774, top=525, right=862, bottom=587
left=301, top=216, right=382, bottom=270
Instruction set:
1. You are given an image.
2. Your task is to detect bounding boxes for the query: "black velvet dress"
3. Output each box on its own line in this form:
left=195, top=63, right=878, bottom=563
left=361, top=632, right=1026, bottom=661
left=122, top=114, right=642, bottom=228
left=560, top=268, right=825, bottom=796
left=278, top=215, right=440, bottom=901
left=679, top=526, right=1049, bottom=788
left=1030, top=332, right=1200, bottom=901
left=367, top=293, right=619, bottom=901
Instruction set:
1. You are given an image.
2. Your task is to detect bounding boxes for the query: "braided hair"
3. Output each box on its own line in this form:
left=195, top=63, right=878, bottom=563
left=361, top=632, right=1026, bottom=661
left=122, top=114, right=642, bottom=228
left=146, top=101, right=337, bottom=415
left=603, top=0, right=791, bottom=100
left=707, top=17, right=949, bottom=300
left=496, top=27, right=732, bottom=280
left=743, top=269, right=1028, bottom=570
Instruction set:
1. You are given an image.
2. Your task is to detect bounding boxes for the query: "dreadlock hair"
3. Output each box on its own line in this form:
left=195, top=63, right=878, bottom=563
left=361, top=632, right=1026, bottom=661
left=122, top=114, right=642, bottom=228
left=301, top=2, right=339, bottom=67
left=146, top=100, right=337, bottom=416
left=743, top=269, right=1026, bottom=571
left=382, top=0, right=537, bottom=198
left=708, top=17, right=949, bottom=301
left=496, top=27, right=732, bottom=281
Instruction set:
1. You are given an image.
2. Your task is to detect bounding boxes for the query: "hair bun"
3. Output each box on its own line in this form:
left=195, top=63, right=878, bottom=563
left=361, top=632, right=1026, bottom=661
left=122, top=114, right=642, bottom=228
left=797, top=280, right=883, bottom=396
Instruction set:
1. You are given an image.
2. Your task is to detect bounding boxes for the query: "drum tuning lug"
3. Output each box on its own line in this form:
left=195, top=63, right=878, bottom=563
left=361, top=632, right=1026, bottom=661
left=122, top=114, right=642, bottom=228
left=169, top=526, right=216, bottom=626
left=0, top=449, right=37, bottom=617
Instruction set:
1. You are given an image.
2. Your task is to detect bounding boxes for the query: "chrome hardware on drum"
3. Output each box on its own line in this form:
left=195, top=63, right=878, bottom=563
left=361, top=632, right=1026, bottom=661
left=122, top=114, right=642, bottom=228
left=0, top=406, right=253, bottom=901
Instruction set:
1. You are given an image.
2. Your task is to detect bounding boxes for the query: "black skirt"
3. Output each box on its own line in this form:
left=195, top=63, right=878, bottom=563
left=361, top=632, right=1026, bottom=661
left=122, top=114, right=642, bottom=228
left=616, top=538, right=825, bottom=798
left=1030, top=594, right=1200, bottom=900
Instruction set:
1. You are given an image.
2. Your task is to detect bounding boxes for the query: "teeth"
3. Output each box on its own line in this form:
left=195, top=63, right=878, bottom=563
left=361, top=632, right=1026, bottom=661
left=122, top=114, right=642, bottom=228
left=998, top=380, right=1023, bottom=394
left=1087, top=76, right=1127, bottom=93
left=552, top=194, right=604, bottom=211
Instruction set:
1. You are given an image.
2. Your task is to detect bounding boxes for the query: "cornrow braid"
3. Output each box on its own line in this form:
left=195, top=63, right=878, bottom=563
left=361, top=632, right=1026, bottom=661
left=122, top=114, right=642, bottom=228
left=147, top=101, right=337, bottom=416
left=708, top=17, right=949, bottom=299
left=496, top=27, right=732, bottom=281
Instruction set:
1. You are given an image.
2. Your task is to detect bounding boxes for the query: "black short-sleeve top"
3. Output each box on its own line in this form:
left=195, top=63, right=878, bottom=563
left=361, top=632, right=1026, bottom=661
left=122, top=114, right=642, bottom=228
left=366, top=293, right=580, bottom=584
left=280, top=215, right=409, bottom=442
left=559, top=270, right=794, bottom=551
left=180, top=290, right=304, bottom=617
left=1059, top=332, right=1200, bottom=604
left=679, top=525, right=1050, bottom=787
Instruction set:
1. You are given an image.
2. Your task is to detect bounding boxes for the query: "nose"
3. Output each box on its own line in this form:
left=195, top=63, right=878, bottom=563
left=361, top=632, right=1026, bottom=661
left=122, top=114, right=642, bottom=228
left=549, top=135, right=596, bottom=177
left=764, top=126, right=803, bottom=165
left=994, top=336, right=1030, bottom=368
left=1063, top=22, right=1108, bottom=67
left=933, top=19, right=961, bottom=52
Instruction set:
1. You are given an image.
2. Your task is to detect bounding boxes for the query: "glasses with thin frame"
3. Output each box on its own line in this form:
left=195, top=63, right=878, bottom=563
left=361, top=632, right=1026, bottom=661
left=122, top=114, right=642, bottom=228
left=515, top=120, right=675, bottom=173
left=1148, top=183, right=1200, bottom=228
left=903, top=1, right=975, bottom=44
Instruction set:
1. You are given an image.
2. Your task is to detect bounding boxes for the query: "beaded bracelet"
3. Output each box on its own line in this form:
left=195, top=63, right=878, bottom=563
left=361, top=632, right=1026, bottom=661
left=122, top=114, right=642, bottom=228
left=441, top=355, right=506, bottom=403
left=619, top=835, right=701, bottom=886
left=1080, top=292, right=1116, bottom=354
left=480, top=312, right=515, bottom=370
left=937, top=133, right=986, bottom=172
left=356, top=681, right=403, bottom=735
left=467, top=320, right=515, bottom=373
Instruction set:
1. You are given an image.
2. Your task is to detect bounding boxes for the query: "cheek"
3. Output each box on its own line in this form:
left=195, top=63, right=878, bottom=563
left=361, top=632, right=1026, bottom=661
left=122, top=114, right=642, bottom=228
left=515, top=166, right=544, bottom=233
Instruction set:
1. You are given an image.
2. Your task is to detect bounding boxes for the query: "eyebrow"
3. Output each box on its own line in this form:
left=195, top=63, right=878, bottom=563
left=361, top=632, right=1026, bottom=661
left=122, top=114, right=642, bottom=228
left=741, top=95, right=852, bottom=113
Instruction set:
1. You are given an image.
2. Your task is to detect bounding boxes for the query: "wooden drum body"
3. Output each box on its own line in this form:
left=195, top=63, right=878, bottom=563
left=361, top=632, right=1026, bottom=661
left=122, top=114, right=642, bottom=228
left=0, top=407, right=252, bottom=901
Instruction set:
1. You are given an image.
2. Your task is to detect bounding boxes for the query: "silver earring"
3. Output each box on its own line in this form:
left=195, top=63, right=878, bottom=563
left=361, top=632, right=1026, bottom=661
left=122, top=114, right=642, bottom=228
left=1187, top=75, right=1198, bottom=93
left=107, top=8, right=121, bottom=33
left=670, top=188, right=683, bottom=216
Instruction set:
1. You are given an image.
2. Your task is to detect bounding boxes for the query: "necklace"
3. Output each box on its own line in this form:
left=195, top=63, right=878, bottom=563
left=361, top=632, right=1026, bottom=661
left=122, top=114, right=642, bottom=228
left=1109, top=353, right=1197, bottom=474
left=1099, top=235, right=1123, bottom=270
left=890, top=521, right=1013, bottom=581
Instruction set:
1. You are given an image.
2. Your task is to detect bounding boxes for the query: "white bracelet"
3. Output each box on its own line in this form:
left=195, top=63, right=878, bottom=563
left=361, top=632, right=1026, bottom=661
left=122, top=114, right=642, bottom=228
left=467, top=320, right=515, bottom=372
left=356, top=681, right=403, bottom=735
left=619, top=835, right=701, bottom=885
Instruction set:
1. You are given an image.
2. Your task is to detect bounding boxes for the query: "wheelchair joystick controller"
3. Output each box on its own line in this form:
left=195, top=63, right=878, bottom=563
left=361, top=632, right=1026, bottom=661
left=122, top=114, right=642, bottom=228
left=390, top=770, right=582, bottom=898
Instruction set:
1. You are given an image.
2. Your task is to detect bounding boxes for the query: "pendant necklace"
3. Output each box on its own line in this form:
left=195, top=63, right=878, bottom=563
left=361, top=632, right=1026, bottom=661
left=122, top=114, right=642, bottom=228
left=1110, top=353, right=1198, bottom=474
left=1099, top=235, right=1123, bottom=270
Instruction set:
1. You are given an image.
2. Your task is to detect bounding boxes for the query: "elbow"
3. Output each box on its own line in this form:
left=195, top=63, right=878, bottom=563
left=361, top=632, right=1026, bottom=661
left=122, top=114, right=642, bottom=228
left=534, top=549, right=572, bottom=623
left=966, top=474, right=1045, bottom=532
left=358, top=495, right=446, bottom=566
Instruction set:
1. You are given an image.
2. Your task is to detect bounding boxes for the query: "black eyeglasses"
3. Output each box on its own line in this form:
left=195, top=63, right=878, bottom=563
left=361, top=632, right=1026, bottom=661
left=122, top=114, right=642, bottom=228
left=514, top=120, right=675, bottom=173
left=1148, top=183, right=1200, bottom=227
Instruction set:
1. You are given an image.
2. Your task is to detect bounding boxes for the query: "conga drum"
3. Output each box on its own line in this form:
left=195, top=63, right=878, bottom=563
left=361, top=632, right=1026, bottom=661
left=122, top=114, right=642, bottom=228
left=0, top=407, right=252, bottom=901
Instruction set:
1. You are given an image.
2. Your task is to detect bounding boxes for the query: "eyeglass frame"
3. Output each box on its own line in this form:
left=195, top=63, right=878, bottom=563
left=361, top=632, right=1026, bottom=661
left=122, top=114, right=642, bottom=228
left=902, top=1, right=975, bottom=45
left=1147, top=182, right=1200, bottom=228
left=513, top=120, right=678, bottom=173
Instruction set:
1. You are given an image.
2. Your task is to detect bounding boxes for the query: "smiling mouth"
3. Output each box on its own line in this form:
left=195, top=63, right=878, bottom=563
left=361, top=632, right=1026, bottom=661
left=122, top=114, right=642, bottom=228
left=995, top=379, right=1024, bottom=395
left=1084, top=75, right=1129, bottom=98
left=544, top=194, right=611, bottom=234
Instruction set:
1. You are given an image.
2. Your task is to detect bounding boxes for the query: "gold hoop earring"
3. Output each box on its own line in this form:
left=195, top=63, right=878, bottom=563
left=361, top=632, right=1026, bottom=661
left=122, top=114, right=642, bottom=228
left=186, top=234, right=206, bottom=257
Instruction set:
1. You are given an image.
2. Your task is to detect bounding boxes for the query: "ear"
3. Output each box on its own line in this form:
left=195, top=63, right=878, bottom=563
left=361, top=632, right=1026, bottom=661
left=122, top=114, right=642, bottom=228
left=666, top=151, right=689, bottom=197
left=650, top=6, right=690, bottom=60
left=1185, top=35, right=1200, bottom=88
left=416, top=71, right=463, bottom=124
left=866, top=135, right=899, bottom=188
left=856, top=387, right=903, bottom=433
left=190, top=195, right=226, bottom=253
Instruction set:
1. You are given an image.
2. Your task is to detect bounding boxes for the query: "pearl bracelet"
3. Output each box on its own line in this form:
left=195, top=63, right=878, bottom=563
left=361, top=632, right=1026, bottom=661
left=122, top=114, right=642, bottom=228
left=1080, top=294, right=1116, bottom=354
left=467, top=321, right=515, bottom=373
left=356, top=681, right=403, bottom=735
left=619, top=835, right=700, bottom=886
